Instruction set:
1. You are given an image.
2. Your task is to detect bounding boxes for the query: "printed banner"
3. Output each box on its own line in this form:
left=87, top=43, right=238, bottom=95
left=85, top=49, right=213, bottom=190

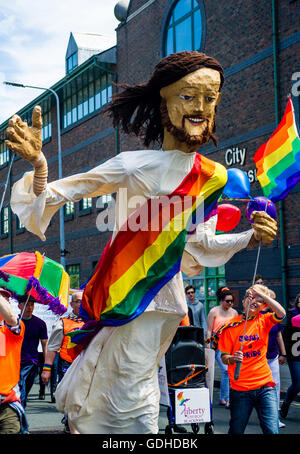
left=175, top=387, right=210, bottom=424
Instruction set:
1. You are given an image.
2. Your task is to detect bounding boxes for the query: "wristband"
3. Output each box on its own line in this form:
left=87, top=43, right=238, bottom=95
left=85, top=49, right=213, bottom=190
left=42, top=363, right=52, bottom=372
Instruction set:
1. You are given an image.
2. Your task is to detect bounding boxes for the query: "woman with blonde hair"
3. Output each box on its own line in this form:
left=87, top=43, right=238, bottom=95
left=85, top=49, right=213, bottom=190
left=217, top=284, right=286, bottom=434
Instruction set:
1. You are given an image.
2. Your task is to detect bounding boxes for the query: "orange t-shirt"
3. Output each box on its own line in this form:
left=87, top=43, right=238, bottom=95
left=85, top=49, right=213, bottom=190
left=218, top=312, right=282, bottom=391
left=0, top=321, right=25, bottom=396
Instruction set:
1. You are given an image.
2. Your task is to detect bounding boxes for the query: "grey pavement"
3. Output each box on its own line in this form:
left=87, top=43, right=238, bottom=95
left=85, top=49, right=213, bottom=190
left=24, top=361, right=300, bottom=435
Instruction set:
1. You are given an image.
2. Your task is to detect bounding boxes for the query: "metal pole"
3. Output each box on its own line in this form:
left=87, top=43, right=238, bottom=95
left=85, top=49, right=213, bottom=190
left=3, top=82, right=66, bottom=269
left=272, top=0, right=288, bottom=310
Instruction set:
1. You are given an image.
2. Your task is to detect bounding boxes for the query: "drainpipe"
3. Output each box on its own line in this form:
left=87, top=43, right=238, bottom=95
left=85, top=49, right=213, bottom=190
left=272, top=0, right=288, bottom=309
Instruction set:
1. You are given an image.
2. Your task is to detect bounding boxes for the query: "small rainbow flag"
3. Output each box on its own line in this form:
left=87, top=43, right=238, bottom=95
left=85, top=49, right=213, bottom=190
left=254, top=97, right=300, bottom=202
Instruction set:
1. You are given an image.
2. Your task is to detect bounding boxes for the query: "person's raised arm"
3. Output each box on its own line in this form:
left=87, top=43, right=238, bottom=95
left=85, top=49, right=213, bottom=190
left=6, top=106, right=48, bottom=196
left=0, top=294, right=18, bottom=326
left=251, top=287, right=286, bottom=319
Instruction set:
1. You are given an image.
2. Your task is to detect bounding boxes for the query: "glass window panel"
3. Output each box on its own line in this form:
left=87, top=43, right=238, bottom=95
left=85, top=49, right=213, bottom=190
left=95, top=79, right=101, bottom=109
left=83, top=86, right=88, bottom=115
left=66, top=264, right=80, bottom=289
left=207, top=279, right=216, bottom=298
left=1, top=207, right=9, bottom=234
left=166, top=27, right=174, bottom=55
left=89, top=82, right=95, bottom=112
left=218, top=265, right=225, bottom=275
left=95, top=92, right=101, bottom=110
left=101, top=87, right=107, bottom=106
left=217, top=278, right=226, bottom=289
left=183, top=278, right=190, bottom=289
left=175, top=16, right=192, bottom=52
left=207, top=267, right=216, bottom=276
left=81, top=198, right=92, bottom=210
left=193, top=278, right=205, bottom=300
left=65, top=201, right=75, bottom=216
left=173, top=0, right=192, bottom=22
left=193, top=8, right=202, bottom=50
left=107, top=85, right=112, bottom=102
left=72, top=93, right=77, bottom=123
left=207, top=299, right=217, bottom=312
left=67, top=111, right=72, bottom=126
left=78, top=89, right=83, bottom=119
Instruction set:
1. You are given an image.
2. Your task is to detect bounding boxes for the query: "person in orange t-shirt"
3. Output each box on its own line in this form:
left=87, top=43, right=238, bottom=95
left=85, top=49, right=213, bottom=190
left=218, top=284, right=286, bottom=434
left=0, top=286, right=25, bottom=434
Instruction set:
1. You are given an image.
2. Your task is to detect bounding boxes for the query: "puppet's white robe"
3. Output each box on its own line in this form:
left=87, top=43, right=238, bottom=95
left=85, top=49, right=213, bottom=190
left=11, top=149, right=253, bottom=433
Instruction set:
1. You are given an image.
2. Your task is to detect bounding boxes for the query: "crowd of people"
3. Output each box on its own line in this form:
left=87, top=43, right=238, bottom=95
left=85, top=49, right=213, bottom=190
left=0, top=289, right=83, bottom=434
left=183, top=276, right=300, bottom=435
left=0, top=272, right=299, bottom=435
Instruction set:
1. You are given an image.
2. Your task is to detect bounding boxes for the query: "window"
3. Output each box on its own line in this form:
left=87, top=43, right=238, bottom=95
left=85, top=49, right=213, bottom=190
left=182, top=265, right=226, bottom=314
left=79, top=197, right=93, bottom=214
left=66, top=52, right=78, bottom=74
left=64, top=201, right=75, bottom=219
left=41, top=98, right=52, bottom=142
left=0, top=140, right=9, bottom=166
left=16, top=215, right=25, bottom=233
left=63, top=68, right=113, bottom=129
left=1, top=206, right=9, bottom=236
left=66, top=264, right=80, bottom=289
left=164, top=0, right=204, bottom=56
left=21, top=99, right=52, bottom=143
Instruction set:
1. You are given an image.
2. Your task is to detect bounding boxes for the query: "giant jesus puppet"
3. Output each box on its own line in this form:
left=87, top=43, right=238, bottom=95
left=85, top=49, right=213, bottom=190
left=6, top=52, right=277, bottom=434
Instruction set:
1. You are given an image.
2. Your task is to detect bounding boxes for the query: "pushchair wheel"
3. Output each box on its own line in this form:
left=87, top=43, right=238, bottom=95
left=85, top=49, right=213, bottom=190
left=191, top=423, right=200, bottom=434
left=165, top=425, right=173, bottom=435
left=204, top=422, right=214, bottom=434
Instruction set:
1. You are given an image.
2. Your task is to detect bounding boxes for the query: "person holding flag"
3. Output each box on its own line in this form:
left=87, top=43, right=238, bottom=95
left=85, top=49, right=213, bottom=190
left=218, top=284, right=286, bottom=434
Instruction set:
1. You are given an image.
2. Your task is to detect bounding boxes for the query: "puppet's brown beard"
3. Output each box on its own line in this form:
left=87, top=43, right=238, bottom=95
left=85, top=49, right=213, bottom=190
left=160, top=100, right=217, bottom=148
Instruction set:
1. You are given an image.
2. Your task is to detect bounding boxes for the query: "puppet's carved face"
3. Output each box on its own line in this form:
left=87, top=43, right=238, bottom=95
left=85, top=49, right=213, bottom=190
left=160, top=68, right=221, bottom=149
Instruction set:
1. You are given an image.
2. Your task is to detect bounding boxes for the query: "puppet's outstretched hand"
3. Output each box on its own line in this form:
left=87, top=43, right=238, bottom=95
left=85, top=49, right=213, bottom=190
left=251, top=211, right=277, bottom=243
left=6, top=106, right=43, bottom=162
left=6, top=106, right=48, bottom=196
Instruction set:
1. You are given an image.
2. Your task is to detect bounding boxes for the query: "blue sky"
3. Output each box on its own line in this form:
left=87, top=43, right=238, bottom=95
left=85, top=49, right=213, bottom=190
left=0, top=1, right=119, bottom=124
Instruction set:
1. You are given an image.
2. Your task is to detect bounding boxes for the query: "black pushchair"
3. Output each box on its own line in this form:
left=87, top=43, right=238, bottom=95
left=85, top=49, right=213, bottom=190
left=164, top=326, right=214, bottom=434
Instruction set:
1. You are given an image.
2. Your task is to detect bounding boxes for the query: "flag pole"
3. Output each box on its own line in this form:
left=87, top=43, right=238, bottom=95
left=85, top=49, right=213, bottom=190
left=234, top=200, right=268, bottom=380
left=234, top=238, right=262, bottom=380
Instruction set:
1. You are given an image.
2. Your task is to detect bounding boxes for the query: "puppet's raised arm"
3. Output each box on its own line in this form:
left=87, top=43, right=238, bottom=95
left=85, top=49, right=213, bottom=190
left=6, top=106, right=48, bottom=196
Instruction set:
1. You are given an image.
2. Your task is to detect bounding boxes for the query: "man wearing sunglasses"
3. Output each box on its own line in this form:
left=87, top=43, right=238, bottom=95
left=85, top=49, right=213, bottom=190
left=185, top=285, right=207, bottom=337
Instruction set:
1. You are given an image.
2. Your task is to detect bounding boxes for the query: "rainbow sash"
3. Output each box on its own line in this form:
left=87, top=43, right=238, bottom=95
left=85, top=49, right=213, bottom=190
left=80, top=153, right=227, bottom=326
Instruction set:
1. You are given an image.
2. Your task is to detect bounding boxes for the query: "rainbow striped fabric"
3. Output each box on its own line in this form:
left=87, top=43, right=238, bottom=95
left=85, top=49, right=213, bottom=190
left=80, top=153, right=227, bottom=326
left=254, top=98, right=300, bottom=202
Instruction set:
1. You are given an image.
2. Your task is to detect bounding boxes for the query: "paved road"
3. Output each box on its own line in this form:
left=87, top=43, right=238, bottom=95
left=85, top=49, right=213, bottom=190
left=25, top=382, right=299, bottom=435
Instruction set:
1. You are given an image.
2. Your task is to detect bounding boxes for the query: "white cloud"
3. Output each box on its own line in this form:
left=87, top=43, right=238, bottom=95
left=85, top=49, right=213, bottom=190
left=0, top=0, right=119, bottom=124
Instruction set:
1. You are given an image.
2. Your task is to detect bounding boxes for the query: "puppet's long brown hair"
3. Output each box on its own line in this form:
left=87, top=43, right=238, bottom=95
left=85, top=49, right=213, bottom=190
left=104, top=51, right=224, bottom=147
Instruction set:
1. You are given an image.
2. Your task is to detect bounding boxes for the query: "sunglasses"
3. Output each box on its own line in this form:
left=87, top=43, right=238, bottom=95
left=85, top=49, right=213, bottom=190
left=224, top=299, right=233, bottom=303
left=187, top=291, right=195, bottom=295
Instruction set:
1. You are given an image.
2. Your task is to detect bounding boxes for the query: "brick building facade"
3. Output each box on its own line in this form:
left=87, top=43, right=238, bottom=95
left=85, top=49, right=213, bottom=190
left=0, top=0, right=299, bottom=312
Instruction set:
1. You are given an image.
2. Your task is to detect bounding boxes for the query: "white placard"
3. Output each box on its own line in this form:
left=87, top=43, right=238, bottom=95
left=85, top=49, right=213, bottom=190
left=10, top=297, right=72, bottom=351
left=158, top=355, right=169, bottom=406
left=175, top=387, right=210, bottom=424
left=205, top=347, right=215, bottom=404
